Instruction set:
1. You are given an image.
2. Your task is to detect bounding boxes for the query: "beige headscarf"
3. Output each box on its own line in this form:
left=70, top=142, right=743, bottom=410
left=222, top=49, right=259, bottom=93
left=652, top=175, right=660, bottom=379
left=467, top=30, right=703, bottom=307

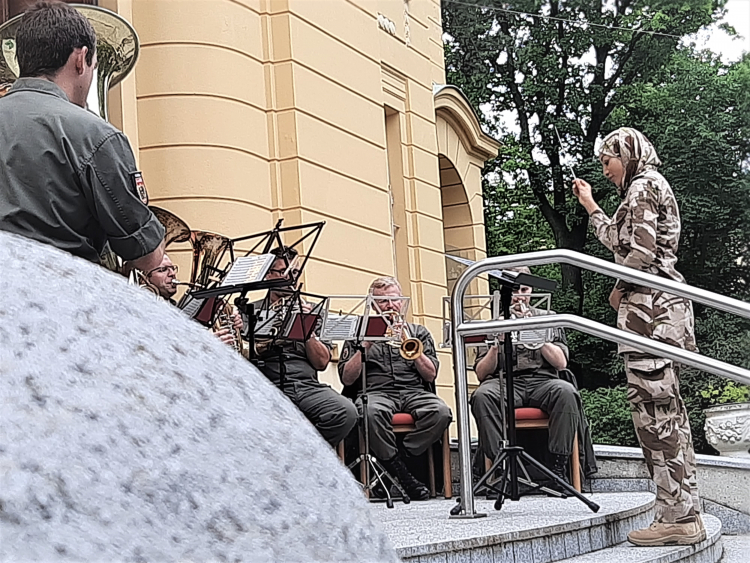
left=598, top=127, right=661, bottom=197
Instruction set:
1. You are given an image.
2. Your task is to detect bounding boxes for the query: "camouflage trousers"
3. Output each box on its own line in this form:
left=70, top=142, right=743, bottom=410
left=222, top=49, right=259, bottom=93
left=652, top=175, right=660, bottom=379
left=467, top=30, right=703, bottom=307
left=625, top=354, right=700, bottom=524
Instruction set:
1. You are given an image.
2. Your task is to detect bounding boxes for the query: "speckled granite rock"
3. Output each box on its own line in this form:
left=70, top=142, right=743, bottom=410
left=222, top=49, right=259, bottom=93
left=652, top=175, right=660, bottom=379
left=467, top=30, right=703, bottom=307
left=0, top=232, right=398, bottom=563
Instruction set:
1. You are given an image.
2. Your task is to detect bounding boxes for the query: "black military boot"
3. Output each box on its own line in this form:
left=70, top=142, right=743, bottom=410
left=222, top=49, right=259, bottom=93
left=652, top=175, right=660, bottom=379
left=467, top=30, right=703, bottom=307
left=382, top=454, right=430, bottom=501
left=549, top=454, right=570, bottom=491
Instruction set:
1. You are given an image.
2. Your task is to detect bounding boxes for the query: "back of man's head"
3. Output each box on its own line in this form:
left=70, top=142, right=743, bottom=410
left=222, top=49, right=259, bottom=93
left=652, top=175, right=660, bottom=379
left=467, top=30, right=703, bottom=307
left=270, top=246, right=298, bottom=261
left=16, top=1, right=96, bottom=78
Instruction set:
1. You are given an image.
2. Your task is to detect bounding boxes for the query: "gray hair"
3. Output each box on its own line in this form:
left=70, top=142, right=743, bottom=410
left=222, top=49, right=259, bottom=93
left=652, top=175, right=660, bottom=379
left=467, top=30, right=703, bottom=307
left=369, top=276, right=401, bottom=293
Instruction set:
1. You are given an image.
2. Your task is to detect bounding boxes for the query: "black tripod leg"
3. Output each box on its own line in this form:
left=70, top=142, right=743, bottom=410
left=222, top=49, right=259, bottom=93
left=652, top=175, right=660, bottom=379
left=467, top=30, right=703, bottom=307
left=517, top=451, right=599, bottom=512
left=493, top=456, right=512, bottom=511
left=370, top=455, right=410, bottom=506
left=516, top=459, right=565, bottom=498
left=473, top=451, right=508, bottom=494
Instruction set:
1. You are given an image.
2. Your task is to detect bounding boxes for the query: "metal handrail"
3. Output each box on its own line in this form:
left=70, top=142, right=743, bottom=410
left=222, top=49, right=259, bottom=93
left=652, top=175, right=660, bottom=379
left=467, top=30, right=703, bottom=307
left=450, top=249, right=750, bottom=518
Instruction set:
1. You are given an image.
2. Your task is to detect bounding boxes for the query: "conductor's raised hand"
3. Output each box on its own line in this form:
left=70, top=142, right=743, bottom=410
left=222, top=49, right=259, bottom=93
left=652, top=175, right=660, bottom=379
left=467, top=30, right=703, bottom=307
left=572, top=178, right=593, bottom=203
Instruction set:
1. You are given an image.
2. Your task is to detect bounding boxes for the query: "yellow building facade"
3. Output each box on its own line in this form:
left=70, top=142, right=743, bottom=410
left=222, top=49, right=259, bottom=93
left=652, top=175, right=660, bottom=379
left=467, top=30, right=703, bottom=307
left=100, top=0, right=499, bottom=427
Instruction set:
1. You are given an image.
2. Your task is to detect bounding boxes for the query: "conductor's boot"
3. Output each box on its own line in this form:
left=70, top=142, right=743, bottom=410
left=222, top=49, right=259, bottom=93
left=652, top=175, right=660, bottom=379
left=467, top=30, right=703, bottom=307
left=627, top=518, right=706, bottom=546
left=383, top=455, right=430, bottom=501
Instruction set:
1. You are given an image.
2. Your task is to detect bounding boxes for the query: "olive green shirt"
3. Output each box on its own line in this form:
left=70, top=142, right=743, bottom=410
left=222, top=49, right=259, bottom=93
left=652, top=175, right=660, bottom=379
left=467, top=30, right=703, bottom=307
left=0, top=78, right=164, bottom=263
left=474, top=308, right=568, bottom=379
left=337, top=323, right=440, bottom=393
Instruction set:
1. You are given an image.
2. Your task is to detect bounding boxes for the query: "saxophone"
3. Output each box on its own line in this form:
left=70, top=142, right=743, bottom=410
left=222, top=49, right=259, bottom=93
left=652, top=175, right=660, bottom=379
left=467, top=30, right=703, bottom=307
left=213, top=301, right=245, bottom=356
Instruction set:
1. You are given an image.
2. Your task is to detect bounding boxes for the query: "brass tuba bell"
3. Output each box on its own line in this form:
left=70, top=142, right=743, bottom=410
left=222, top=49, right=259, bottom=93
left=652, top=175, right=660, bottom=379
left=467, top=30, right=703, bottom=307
left=0, top=4, right=139, bottom=120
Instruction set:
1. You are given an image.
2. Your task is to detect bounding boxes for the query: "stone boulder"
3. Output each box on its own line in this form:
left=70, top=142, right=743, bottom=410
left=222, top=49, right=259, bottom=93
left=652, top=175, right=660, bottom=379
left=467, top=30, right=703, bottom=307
left=0, top=232, right=398, bottom=563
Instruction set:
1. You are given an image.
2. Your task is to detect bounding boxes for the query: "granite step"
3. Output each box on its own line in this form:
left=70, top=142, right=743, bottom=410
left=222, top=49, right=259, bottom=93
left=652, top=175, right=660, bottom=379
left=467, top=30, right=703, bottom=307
left=373, top=492, right=656, bottom=563
left=558, top=514, right=723, bottom=563
left=718, top=534, right=750, bottom=563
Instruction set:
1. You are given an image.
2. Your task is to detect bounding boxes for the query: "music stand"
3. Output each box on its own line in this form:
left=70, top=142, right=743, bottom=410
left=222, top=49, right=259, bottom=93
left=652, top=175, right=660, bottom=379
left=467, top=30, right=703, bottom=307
left=453, top=270, right=600, bottom=514
left=249, top=288, right=328, bottom=390
left=326, top=295, right=412, bottom=508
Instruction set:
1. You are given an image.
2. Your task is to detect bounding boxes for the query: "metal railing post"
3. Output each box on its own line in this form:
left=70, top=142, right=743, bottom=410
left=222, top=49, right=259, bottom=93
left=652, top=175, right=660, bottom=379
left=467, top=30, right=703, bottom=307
left=449, top=249, right=750, bottom=518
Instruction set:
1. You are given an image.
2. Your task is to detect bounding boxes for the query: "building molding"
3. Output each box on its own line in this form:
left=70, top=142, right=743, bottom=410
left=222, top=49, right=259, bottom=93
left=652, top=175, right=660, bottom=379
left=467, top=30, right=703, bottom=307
left=433, top=84, right=500, bottom=161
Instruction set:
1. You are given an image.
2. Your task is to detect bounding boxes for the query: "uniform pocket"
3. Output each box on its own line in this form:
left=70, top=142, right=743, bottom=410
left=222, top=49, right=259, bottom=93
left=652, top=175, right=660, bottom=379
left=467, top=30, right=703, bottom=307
left=625, top=355, right=675, bottom=406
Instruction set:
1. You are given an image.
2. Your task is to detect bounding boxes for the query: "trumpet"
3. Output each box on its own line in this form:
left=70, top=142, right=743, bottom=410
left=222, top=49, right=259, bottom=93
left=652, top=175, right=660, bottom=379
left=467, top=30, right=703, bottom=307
left=383, top=311, right=423, bottom=361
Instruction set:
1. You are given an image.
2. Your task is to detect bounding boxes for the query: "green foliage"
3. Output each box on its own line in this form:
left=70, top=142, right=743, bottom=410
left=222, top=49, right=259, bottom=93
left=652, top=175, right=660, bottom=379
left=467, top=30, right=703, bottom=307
left=580, top=386, right=638, bottom=447
left=700, top=381, right=750, bottom=405
left=443, top=0, right=750, bottom=451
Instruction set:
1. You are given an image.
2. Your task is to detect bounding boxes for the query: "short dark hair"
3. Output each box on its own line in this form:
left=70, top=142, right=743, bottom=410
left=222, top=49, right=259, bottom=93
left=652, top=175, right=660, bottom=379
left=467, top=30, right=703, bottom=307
left=16, top=2, right=96, bottom=78
left=270, top=246, right=298, bottom=261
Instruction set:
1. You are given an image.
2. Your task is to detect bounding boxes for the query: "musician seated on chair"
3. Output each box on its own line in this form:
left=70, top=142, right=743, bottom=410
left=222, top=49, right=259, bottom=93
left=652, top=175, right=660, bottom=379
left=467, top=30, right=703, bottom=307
left=471, top=266, right=595, bottom=485
left=248, top=246, right=358, bottom=449
left=143, top=253, right=242, bottom=348
left=338, top=276, right=452, bottom=501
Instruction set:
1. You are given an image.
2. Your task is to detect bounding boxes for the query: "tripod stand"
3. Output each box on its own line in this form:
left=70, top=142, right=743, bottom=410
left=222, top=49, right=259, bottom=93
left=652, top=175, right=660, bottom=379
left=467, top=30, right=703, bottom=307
left=458, top=276, right=600, bottom=514
left=346, top=341, right=410, bottom=509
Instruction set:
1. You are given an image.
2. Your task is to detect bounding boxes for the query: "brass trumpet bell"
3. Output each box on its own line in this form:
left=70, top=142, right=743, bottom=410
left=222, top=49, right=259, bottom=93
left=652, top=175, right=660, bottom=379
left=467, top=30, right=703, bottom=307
left=0, top=4, right=139, bottom=120
left=400, top=334, right=423, bottom=361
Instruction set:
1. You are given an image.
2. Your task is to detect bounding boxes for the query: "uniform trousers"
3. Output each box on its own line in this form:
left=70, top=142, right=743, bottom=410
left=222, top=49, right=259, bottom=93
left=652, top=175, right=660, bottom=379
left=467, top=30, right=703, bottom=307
left=470, top=375, right=580, bottom=461
left=282, top=380, right=358, bottom=447
left=358, top=389, right=452, bottom=461
left=625, top=356, right=700, bottom=524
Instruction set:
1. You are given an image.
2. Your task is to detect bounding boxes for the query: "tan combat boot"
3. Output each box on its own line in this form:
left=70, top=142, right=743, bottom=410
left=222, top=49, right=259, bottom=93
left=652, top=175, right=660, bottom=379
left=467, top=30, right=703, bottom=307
left=627, top=517, right=706, bottom=547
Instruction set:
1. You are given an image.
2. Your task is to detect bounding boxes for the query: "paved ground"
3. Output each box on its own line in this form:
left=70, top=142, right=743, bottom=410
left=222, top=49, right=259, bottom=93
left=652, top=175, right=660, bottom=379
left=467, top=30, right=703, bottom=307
left=720, top=535, right=750, bottom=563
left=370, top=492, right=654, bottom=552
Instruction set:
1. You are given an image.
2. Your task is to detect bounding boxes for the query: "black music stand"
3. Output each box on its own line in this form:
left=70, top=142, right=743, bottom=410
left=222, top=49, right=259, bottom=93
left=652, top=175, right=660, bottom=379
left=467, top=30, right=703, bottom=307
left=341, top=295, right=413, bottom=509
left=453, top=270, right=600, bottom=514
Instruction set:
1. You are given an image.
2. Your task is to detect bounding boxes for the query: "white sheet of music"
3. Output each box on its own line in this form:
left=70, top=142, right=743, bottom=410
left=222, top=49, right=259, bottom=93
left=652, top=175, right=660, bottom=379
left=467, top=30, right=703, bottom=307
left=221, top=254, right=276, bottom=287
left=321, top=314, right=360, bottom=341
left=515, top=329, right=550, bottom=345
left=179, top=295, right=204, bottom=318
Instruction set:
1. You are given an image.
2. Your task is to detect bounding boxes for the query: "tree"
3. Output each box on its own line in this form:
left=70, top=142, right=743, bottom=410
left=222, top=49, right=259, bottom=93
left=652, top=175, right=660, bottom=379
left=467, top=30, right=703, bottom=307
left=443, top=0, right=727, bottom=311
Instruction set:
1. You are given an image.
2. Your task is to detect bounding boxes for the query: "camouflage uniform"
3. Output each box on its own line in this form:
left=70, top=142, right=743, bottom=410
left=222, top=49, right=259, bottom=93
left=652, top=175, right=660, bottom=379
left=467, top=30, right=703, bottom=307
left=589, top=128, right=700, bottom=525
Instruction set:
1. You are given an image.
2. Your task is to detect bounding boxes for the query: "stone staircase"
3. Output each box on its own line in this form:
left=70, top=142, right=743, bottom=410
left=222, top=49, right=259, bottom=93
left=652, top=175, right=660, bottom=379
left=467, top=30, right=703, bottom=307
left=372, top=492, right=726, bottom=563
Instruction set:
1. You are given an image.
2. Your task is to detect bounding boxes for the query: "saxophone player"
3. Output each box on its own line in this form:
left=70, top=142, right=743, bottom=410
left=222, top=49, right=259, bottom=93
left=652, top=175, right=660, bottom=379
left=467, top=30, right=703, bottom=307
left=248, top=247, right=357, bottom=449
left=144, top=253, right=242, bottom=347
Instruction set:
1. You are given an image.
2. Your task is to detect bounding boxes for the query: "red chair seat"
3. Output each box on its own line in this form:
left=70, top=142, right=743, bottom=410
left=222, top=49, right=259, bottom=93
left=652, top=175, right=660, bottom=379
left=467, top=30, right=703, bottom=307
left=392, top=413, right=415, bottom=426
left=514, top=407, right=548, bottom=421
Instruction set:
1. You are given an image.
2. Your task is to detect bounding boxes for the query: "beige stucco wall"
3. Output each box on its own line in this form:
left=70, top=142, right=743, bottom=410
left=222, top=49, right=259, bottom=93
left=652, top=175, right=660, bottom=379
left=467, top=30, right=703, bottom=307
left=103, top=0, right=498, bottom=438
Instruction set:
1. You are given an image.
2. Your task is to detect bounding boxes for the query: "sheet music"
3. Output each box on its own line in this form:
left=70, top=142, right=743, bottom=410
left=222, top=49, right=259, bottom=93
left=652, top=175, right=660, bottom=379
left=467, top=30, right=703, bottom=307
left=179, top=295, right=205, bottom=319
left=321, top=314, right=360, bottom=341
left=221, top=254, right=276, bottom=287
left=254, top=310, right=280, bottom=336
left=514, top=329, right=551, bottom=345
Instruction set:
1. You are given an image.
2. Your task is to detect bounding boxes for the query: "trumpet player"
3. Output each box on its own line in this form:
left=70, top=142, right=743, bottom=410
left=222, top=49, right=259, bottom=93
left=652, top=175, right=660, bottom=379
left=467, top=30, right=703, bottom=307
left=249, top=247, right=358, bottom=448
left=338, top=276, right=452, bottom=501
left=471, top=267, right=596, bottom=487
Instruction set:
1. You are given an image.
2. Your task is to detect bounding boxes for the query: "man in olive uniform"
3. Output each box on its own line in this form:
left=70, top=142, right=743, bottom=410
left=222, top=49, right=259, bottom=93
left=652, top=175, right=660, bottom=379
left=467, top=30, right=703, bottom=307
left=471, top=268, right=594, bottom=484
left=0, top=2, right=164, bottom=271
left=249, top=247, right=358, bottom=448
left=339, top=276, right=452, bottom=500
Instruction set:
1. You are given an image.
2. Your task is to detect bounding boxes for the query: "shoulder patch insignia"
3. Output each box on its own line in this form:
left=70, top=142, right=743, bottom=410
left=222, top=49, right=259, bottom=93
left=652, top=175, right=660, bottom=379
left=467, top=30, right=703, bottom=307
left=340, top=346, right=351, bottom=362
left=131, top=171, right=149, bottom=204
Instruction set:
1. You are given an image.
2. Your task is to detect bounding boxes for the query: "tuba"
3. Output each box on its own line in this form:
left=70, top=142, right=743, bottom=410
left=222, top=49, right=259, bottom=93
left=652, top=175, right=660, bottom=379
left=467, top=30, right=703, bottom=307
left=0, top=5, right=139, bottom=120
